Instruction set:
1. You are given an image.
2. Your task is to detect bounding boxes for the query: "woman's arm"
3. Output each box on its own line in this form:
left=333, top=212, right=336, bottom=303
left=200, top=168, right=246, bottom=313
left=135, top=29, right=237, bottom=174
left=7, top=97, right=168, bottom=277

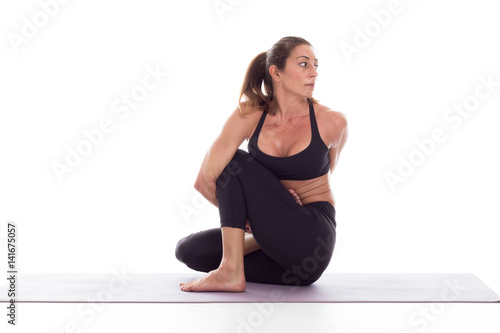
left=327, top=111, right=348, bottom=174
left=194, top=104, right=256, bottom=207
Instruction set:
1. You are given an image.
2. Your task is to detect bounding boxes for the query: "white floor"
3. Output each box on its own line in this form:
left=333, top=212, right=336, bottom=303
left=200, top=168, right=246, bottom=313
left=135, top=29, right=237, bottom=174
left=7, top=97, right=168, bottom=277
left=2, top=302, right=500, bottom=332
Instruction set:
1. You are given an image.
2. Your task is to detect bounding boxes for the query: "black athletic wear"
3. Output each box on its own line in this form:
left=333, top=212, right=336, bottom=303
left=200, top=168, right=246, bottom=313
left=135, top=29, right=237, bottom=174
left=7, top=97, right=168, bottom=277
left=248, top=100, right=330, bottom=180
left=175, top=101, right=337, bottom=286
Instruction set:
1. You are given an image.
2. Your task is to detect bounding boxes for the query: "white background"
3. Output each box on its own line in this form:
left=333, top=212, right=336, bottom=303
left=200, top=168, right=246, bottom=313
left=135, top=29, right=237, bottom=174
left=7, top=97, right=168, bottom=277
left=1, top=0, right=499, bottom=332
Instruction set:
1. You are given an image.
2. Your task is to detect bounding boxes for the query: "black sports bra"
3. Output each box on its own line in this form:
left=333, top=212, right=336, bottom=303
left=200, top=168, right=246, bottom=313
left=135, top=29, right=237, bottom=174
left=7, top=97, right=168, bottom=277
left=248, top=101, right=330, bottom=180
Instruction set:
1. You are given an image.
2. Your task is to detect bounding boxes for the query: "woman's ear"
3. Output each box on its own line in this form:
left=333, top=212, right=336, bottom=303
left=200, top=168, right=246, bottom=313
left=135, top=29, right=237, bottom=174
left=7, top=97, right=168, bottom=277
left=269, top=64, right=281, bottom=81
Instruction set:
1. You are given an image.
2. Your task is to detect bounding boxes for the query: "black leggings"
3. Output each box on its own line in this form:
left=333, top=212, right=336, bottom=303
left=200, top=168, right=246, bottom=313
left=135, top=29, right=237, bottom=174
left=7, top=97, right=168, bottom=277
left=175, top=149, right=337, bottom=286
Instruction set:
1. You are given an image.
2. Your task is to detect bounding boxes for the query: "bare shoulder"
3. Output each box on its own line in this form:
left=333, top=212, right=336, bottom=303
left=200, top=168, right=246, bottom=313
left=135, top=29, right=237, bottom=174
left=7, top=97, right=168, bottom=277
left=314, top=103, right=348, bottom=145
left=210, top=102, right=263, bottom=165
left=315, top=103, right=347, bottom=128
left=236, top=101, right=265, bottom=140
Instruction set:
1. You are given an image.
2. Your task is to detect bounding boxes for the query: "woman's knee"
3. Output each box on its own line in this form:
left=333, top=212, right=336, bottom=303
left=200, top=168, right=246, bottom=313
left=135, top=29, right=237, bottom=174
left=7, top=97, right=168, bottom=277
left=175, top=234, right=207, bottom=269
left=299, top=275, right=321, bottom=286
left=174, top=235, right=191, bottom=264
left=224, top=149, right=255, bottom=171
left=215, top=149, right=250, bottom=192
left=174, top=229, right=223, bottom=270
left=234, top=148, right=259, bottom=165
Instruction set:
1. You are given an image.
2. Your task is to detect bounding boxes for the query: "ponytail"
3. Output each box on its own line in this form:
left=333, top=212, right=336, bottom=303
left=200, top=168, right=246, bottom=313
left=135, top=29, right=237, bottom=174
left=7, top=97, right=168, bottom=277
left=238, top=37, right=320, bottom=117
left=238, top=51, right=273, bottom=116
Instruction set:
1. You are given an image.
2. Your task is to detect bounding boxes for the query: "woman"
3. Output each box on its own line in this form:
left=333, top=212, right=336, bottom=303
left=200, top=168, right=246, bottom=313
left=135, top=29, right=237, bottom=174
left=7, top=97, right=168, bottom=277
left=175, top=36, right=348, bottom=292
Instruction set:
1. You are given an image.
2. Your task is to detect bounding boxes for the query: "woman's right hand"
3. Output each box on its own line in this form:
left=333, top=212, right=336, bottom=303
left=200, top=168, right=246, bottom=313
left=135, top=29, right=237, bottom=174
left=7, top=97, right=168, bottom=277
left=288, top=188, right=303, bottom=206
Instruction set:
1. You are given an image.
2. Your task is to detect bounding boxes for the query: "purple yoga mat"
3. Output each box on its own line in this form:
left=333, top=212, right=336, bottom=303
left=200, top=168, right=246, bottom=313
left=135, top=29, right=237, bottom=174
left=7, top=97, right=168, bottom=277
left=1, top=273, right=499, bottom=303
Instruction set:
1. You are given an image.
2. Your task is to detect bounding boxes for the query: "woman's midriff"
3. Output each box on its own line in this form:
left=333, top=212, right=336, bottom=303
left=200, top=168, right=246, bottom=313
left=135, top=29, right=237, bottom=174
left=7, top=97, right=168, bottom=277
left=279, top=173, right=334, bottom=207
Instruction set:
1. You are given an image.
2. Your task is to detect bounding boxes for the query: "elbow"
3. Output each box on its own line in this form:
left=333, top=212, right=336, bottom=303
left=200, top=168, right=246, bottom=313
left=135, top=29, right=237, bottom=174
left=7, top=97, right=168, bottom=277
left=194, top=172, right=212, bottom=193
left=194, top=168, right=205, bottom=192
left=193, top=178, right=202, bottom=192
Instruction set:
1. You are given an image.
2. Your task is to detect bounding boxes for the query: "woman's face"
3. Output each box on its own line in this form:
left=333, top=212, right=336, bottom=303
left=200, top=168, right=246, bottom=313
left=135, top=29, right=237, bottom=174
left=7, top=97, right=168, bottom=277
left=273, top=44, right=319, bottom=99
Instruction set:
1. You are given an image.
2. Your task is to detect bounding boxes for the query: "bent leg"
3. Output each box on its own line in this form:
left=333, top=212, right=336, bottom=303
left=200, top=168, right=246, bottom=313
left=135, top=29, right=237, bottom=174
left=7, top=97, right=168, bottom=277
left=216, top=150, right=336, bottom=279
left=175, top=227, right=330, bottom=286
left=175, top=228, right=222, bottom=272
left=179, top=226, right=246, bottom=292
left=176, top=149, right=337, bottom=286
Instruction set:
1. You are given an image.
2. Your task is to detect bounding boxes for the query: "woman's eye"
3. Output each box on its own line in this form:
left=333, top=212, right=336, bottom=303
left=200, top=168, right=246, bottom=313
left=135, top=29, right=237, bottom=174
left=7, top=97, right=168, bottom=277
left=300, top=62, right=319, bottom=69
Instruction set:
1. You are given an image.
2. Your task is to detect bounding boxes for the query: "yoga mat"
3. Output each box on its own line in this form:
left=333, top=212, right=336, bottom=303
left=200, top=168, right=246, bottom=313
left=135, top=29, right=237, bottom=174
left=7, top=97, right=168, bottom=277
left=1, top=273, right=498, bottom=303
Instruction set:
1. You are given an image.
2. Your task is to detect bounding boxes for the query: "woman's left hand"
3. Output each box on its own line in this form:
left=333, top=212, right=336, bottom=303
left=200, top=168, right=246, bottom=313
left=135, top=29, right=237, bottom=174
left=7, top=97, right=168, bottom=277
left=288, top=189, right=303, bottom=206
left=245, top=218, right=252, bottom=233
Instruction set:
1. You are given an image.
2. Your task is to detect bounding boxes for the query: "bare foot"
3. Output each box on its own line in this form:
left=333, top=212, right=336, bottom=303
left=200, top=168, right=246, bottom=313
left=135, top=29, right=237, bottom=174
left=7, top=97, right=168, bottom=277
left=179, top=265, right=246, bottom=292
left=288, top=188, right=303, bottom=206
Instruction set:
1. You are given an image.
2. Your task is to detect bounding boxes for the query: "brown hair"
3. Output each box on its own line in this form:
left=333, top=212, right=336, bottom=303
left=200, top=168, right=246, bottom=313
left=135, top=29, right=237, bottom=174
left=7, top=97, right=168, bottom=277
left=238, top=36, right=320, bottom=116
